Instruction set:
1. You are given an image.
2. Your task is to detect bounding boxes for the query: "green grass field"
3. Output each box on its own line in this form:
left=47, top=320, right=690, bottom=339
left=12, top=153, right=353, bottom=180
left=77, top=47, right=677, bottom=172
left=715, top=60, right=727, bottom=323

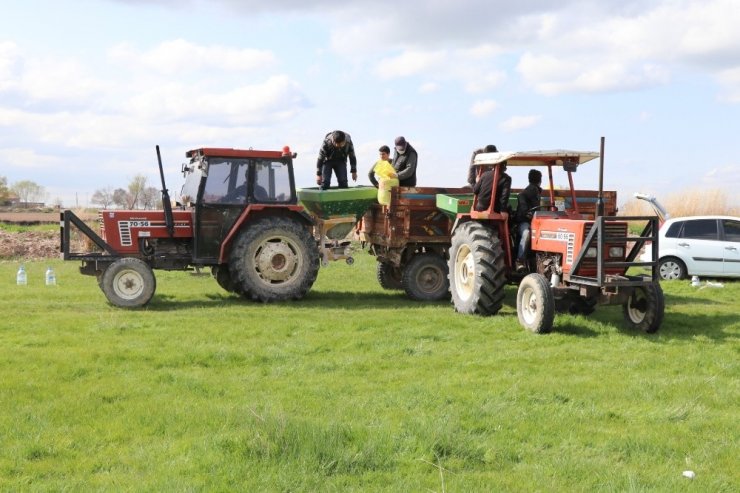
left=0, top=254, right=737, bottom=491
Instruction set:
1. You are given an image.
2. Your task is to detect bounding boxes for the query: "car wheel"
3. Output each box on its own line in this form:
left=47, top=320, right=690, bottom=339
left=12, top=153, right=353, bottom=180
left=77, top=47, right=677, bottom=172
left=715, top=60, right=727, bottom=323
left=658, top=257, right=686, bottom=280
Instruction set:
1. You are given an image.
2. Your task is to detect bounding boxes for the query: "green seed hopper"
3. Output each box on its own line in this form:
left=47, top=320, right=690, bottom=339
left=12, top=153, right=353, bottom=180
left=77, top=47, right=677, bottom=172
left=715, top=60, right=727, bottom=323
left=436, top=193, right=474, bottom=219
left=437, top=193, right=521, bottom=219
left=297, top=186, right=378, bottom=219
left=297, top=186, right=378, bottom=241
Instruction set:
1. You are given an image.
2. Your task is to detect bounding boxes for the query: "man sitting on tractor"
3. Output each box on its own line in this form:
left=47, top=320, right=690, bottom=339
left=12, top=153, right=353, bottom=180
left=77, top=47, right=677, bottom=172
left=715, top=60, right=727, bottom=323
left=473, top=162, right=512, bottom=220
left=514, top=169, right=543, bottom=272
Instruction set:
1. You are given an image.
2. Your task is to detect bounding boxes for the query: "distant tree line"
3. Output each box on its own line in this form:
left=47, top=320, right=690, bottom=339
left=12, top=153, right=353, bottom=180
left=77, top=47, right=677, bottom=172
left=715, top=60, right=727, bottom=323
left=91, top=174, right=162, bottom=209
left=0, top=176, right=46, bottom=207
left=1, top=174, right=161, bottom=209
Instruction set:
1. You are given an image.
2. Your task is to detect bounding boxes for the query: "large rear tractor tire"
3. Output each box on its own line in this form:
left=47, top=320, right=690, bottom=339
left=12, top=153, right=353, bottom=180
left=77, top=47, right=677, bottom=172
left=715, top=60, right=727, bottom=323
left=229, top=216, right=320, bottom=302
left=100, top=257, right=156, bottom=308
left=517, top=273, right=555, bottom=333
left=377, top=262, right=404, bottom=290
left=402, top=253, right=449, bottom=301
left=211, top=265, right=245, bottom=295
left=448, top=221, right=507, bottom=315
left=622, top=282, right=664, bottom=333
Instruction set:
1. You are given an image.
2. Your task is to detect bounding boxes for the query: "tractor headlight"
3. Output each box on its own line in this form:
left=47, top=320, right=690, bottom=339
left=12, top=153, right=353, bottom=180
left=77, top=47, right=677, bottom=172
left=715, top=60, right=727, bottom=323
left=585, top=247, right=597, bottom=258
left=609, top=246, right=625, bottom=258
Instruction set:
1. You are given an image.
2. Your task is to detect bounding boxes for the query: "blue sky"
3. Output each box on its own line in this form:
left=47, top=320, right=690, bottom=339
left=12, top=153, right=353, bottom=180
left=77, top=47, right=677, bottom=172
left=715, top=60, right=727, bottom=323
left=1, top=0, right=738, bottom=207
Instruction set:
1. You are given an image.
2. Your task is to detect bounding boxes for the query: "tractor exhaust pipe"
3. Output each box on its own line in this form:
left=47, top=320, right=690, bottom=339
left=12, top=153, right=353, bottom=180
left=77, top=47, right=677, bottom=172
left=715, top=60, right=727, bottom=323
left=596, top=136, right=605, bottom=217
left=156, top=145, right=175, bottom=237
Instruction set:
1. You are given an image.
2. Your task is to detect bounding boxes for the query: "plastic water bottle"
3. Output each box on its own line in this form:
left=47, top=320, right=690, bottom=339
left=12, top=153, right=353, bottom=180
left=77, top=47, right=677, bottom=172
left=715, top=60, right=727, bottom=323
left=45, top=266, right=57, bottom=286
left=16, top=265, right=27, bottom=285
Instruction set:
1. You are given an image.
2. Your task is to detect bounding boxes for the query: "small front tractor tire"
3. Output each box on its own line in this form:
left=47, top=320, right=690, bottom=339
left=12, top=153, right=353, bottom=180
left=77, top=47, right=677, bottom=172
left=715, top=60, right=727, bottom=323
left=229, top=216, right=320, bottom=302
left=100, top=257, right=156, bottom=308
left=402, top=253, right=449, bottom=301
left=376, top=262, right=404, bottom=290
left=622, top=282, right=664, bottom=333
left=516, top=273, right=555, bottom=333
left=448, top=221, right=507, bottom=315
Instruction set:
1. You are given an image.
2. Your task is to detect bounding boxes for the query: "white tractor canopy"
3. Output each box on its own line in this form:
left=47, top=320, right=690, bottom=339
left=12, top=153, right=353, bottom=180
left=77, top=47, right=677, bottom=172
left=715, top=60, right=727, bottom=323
left=473, top=150, right=600, bottom=170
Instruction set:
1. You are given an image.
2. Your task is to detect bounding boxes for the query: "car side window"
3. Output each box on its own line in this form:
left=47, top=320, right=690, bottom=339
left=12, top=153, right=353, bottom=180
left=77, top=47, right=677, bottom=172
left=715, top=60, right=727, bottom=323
left=722, top=219, right=740, bottom=242
left=681, top=219, right=718, bottom=240
left=665, top=221, right=683, bottom=238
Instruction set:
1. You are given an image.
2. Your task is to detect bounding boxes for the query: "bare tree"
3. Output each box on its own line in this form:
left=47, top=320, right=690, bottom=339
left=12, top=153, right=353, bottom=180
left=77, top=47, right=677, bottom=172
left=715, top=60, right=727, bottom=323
left=91, top=187, right=115, bottom=209
left=112, top=188, right=128, bottom=209
left=127, top=175, right=147, bottom=209
left=141, top=186, right=161, bottom=209
left=11, top=180, right=45, bottom=207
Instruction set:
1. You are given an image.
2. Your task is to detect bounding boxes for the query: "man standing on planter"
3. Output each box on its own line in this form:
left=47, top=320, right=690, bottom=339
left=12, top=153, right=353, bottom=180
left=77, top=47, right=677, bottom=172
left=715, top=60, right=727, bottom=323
left=316, top=130, right=358, bottom=190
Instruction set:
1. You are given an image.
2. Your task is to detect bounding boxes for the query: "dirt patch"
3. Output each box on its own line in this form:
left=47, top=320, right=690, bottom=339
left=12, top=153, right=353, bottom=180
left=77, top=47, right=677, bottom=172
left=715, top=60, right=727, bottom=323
left=0, top=211, right=98, bottom=224
left=0, top=230, right=61, bottom=260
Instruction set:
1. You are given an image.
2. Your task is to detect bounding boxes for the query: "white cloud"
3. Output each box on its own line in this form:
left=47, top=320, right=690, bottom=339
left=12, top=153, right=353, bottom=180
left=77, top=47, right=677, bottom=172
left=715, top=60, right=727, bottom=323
left=1, top=147, right=64, bottom=169
left=376, top=50, right=448, bottom=79
left=716, top=67, right=740, bottom=103
left=464, top=71, right=505, bottom=94
left=108, top=39, right=275, bottom=74
left=0, top=41, right=21, bottom=91
left=499, top=115, right=542, bottom=132
left=470, top=99, right=498, bottom=117
left=126, top=75, right=309, bottom=125
left=419, top=82, right=439, bottom=94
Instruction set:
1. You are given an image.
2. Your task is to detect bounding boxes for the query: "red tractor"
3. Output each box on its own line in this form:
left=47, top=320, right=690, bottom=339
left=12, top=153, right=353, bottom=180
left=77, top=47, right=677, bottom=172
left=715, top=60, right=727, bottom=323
left=444, top=139, right=664, bottom=333
left=61, top=146, right=320, bottom=308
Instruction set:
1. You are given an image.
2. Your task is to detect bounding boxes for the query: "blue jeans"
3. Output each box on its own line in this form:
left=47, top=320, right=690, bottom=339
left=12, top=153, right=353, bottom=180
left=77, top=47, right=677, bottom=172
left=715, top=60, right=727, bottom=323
left=320, top=160, right=348, bottom=190
left=517, top=221, right=531, bottom=261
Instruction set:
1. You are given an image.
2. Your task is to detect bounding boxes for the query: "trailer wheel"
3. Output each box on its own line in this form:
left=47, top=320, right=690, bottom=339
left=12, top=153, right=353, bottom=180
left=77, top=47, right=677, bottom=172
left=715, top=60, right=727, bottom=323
left=517, top=274, right=555, bottom=333
left=402, top=253, right=449, bottom=301
left=100, top=258, right=156, bottom=308
left=376, top=262, right=403, bottom=290
left=448, top=221, right=506, bottom=315
left=622, top=282, right=664, bottom=333
left=229, top=216, right=319, bottom=302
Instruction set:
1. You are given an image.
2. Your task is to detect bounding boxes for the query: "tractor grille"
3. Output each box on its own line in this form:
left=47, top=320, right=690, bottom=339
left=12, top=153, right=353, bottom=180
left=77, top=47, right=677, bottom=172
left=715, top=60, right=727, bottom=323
left=584, top=222, right=627, bottom=244
left=118, top=221, right=132, bottom=246
left=578, top=221, right=628, bottom=272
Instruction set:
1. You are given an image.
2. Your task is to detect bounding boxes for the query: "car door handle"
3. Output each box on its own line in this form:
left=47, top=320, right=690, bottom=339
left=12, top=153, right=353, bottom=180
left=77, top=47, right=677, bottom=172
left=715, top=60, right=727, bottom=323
left=726, top=246, right=738, bottom=251
left=678, top=242, right=690, bottom=247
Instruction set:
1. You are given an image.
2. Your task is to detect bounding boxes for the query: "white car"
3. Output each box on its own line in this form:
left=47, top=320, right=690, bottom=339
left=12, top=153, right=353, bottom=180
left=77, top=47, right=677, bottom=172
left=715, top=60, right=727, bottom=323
left=641, top=215, right=740, bottom=280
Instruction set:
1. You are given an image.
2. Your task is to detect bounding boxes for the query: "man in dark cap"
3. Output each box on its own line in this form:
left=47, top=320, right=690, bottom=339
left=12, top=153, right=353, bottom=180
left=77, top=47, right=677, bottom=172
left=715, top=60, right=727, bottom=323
left=392, top=136, right=418, bottom=186
left=316, top=130, right=357, bottom=189
left=467, top=144, right=498, bottom=187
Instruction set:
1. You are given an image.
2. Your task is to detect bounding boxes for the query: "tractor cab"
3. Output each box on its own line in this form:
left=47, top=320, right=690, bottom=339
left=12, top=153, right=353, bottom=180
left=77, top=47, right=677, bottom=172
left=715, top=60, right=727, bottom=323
left=180, top=147, right=299, bottom=261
